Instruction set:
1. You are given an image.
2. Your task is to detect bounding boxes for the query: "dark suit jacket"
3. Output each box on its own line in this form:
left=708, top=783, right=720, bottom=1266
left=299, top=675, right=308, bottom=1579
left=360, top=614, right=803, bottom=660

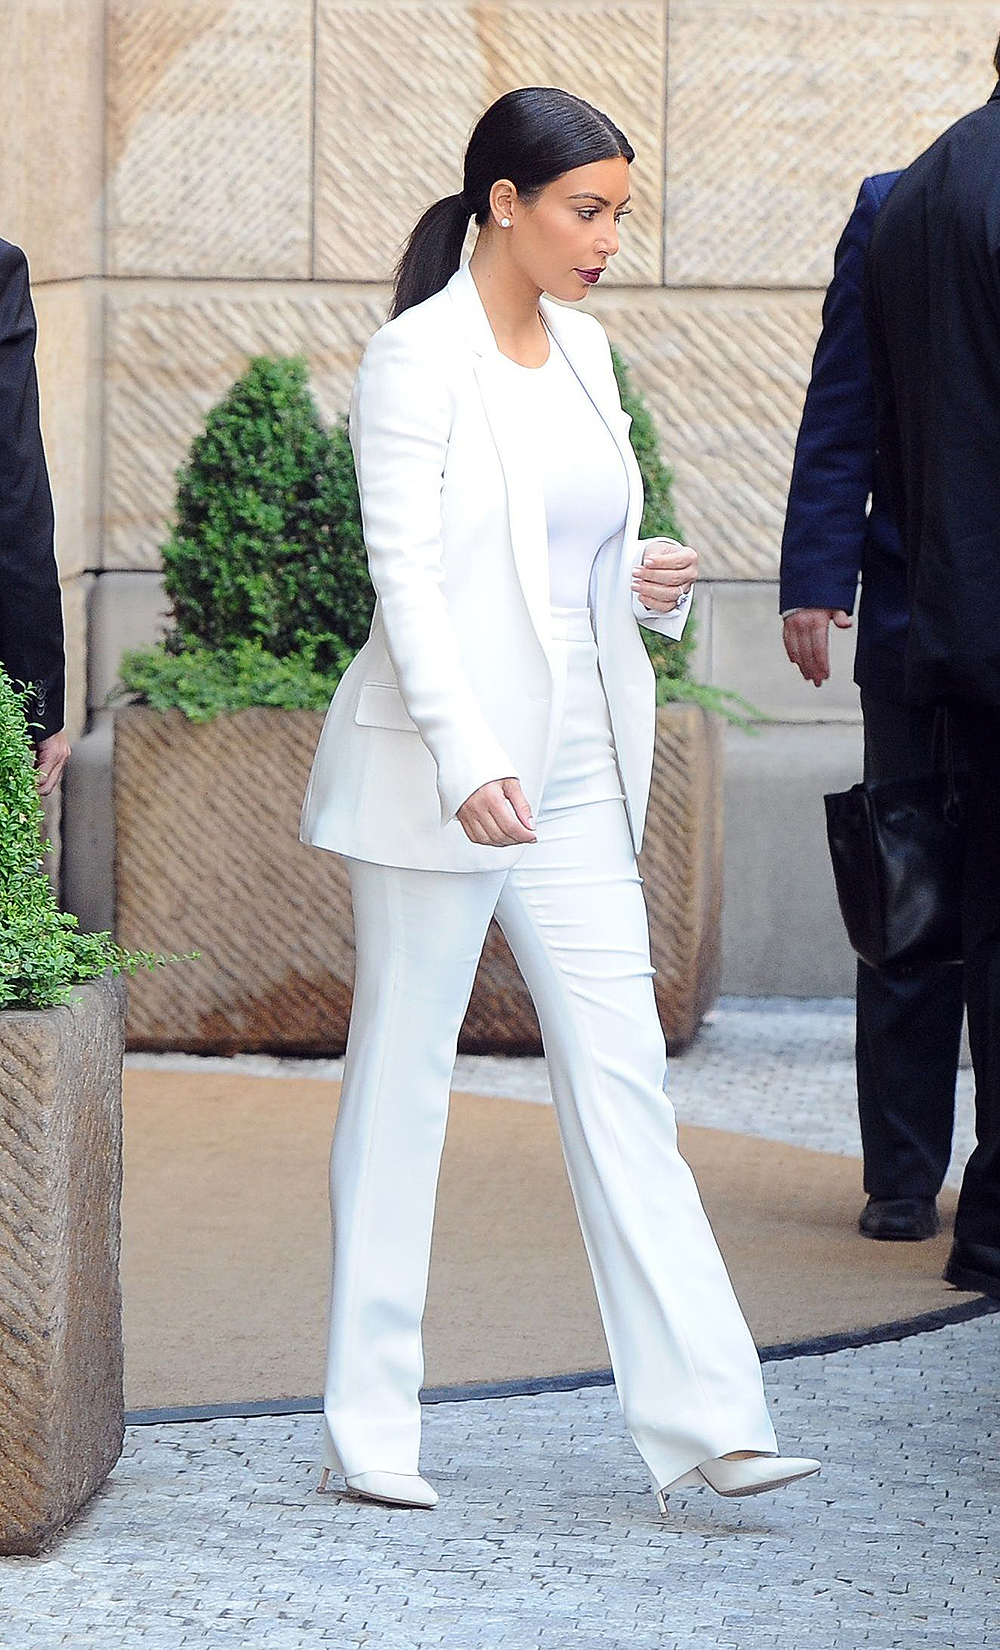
left=0, top=238, right=63, bottom=741
left=863, top=85, right=1000, bottom=712
left=779, top=172, right=905, bottom=700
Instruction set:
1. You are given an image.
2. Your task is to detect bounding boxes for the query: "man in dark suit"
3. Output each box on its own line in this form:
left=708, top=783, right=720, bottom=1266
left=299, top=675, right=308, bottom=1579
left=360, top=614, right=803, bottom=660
left=780, top=175, right=964, bottom=1243
left=0, top=237, right=69, bottom=794
left=863, top=40, right=1000, bottom=1299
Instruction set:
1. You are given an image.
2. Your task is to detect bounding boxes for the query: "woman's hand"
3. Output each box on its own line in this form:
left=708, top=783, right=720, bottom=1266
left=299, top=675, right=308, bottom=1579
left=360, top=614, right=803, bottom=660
left=457, top=777, right=537, bottom=846
left=631, top=538, right=698, bottom=613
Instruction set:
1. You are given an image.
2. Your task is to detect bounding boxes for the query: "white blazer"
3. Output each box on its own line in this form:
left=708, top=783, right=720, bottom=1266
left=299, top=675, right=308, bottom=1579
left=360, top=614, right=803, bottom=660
left=300, top=260, right=691, bottom=874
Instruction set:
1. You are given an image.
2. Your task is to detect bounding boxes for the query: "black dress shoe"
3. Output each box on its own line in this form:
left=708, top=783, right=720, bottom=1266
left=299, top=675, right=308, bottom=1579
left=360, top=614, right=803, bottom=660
left=858, top=1196, right=940, bottom=1241
left=944, top=1240, right=1000, bottom=1300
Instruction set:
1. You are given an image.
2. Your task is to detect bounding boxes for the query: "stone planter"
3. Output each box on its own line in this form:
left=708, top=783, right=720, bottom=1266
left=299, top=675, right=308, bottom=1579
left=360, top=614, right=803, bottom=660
left=0, top=976, right=126, bottom=1555
left=113, top=701, right=721, bottom=1054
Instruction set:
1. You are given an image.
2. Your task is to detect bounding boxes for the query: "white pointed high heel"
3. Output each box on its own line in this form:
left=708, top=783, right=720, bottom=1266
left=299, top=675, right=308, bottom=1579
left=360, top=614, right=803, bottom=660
left=655, top=1453, right=821, bottom=1511
left=316, top=1414, right=438, bottom=1507
left=316, top=1412, right=340, bottom=1494
left=343, top=1470, right=439, bottom=1508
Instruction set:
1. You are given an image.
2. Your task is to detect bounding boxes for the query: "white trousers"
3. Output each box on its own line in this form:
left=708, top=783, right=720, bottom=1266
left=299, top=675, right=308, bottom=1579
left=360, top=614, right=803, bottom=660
left=322, top=606, right=778, bottom=1491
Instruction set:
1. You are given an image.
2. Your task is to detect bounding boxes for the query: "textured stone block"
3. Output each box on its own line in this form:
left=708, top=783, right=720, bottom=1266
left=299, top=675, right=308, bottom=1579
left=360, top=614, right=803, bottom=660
left=315, top=1, right=665, bottom=284
left=683, top=582, right=712, bottom=688
left=0, top=0, right=103, bottom=282
left=60, top=575, right=93, bottom=746
left=61, top=723, right=116, bottom=939
left=710, top=582, right=861, bottom=723
left=0, top=978, right=126, bottom=1556
left=88, top=572, right=173, bottom=713
left=106, top=284, right=824, bottom=580
left=103, top=284, right=389, bottom=569
left=106, top=0, right=313, bottom=276
left=33, top=284, right=102, bottom=583
left=113, top=707, right=357, bottom=1050
left=113, top=703, right=719, bottom=1053
left=593, top=288, right=824, bottom=580
left=39, top=781, right=63, bottom=897
left=665, top=0, right=1000, bottom=286
left=721, top=721, right=862, bottom=995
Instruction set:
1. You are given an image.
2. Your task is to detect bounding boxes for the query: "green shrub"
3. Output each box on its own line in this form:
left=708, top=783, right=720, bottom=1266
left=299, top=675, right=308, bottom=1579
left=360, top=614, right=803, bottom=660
left=161, top=356, right=372, bottom=667
left=119, top=348, right=759, bottom=728
left=0, top=669, right=179, bottom=1009
left=611, top=347, right=759, bottom=729
left=114, top=636, right=351, bottom=722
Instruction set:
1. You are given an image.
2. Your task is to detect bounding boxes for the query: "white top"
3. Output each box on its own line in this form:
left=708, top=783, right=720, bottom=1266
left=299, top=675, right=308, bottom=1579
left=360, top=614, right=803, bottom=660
left=495, top=319, right=629, bottom=607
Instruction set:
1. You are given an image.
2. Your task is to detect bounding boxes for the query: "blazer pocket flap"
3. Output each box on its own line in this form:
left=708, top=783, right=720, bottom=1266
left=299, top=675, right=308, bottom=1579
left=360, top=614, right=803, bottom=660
left=354, top=681, right=418, bottom=732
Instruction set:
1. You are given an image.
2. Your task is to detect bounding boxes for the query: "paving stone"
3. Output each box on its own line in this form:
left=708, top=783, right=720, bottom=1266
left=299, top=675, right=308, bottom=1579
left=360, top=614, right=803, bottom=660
left=1, top=1005, right=994, bottom=1645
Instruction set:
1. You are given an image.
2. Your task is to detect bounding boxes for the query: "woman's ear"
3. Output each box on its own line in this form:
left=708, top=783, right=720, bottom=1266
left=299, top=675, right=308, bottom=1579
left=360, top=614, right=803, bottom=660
left=489, top=179, right=516, bottom=225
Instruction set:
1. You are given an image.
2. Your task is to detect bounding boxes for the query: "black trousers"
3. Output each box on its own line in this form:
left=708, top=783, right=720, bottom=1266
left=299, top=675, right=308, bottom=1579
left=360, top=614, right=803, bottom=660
left=949, top=703, right=1000, bottom=1256
left=856, top=691, right=965, bottom=1199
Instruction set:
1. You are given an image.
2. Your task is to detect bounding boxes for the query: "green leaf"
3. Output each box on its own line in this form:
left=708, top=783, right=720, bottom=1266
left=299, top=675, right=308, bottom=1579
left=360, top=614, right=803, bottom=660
left=0, top=668, right=183, bottom=1008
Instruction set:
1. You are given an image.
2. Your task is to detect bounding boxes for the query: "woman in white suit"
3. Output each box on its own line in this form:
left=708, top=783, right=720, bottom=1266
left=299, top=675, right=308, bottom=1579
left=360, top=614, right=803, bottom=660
left=301, top=87, right=820, bottom=1513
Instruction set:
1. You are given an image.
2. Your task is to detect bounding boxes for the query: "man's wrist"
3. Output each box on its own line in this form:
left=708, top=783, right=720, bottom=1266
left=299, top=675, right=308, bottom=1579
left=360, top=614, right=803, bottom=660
left=781, top=605, right=855, bottom=620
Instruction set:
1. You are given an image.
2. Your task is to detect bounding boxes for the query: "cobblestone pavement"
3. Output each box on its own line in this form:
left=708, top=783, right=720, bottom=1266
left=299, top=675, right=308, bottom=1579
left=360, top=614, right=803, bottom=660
left=1, top=1316, right=996, bottom=1649
left=2, top=1003, right=989, bottom=1647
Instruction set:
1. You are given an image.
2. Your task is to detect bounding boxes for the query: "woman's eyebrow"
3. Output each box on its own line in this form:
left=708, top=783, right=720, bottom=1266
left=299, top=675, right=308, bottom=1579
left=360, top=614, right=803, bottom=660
left=567, top=193, right=632, bottom=208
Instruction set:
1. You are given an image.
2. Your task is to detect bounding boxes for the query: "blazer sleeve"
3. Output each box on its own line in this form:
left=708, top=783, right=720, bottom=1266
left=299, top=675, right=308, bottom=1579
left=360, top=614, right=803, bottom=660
left=631, top=543, right=693, bottom=640
left=778, top=179, right=882, bottom=616
left=586, top=315, right=693, bottom=642
left=0, top=241, right=64, bottom=741
left=350, top=322, right=517, bottom=824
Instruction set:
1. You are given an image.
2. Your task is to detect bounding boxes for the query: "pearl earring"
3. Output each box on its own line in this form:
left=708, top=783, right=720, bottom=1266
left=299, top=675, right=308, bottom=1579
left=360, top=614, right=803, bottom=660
left=500, top=217, right=511, bottom=228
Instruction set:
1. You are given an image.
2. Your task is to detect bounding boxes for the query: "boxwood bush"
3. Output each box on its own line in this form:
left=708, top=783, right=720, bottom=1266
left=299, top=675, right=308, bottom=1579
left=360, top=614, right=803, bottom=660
left=117, top=349, right=755, bottom=726
left=0, top=670, right=174, bottom=1009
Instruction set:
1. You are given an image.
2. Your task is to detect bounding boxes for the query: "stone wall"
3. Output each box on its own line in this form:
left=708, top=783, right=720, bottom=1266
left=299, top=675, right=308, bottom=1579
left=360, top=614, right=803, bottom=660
left=0, top=0, right=104, bottom=748
left=10, top=0, right=997, bottom=992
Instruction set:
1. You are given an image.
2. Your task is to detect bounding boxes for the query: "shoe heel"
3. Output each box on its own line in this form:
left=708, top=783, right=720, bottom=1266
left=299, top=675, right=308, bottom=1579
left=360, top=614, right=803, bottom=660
left=655, top=1468, right=703, bottom=1512
left=317, top=1414, right=339, bottom=1494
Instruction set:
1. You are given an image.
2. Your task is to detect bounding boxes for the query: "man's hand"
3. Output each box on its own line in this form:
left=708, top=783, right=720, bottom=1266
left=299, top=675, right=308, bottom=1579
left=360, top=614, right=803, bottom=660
left=34, top=729, right=71, bottom=796
left=783, top=608, right=853, bottom=687
left=457, top=777, right=536, bottom=847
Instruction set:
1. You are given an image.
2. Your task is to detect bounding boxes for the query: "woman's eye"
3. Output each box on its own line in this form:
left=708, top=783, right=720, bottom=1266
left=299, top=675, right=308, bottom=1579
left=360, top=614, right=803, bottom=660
left=579, top=209, right=630, bottom=223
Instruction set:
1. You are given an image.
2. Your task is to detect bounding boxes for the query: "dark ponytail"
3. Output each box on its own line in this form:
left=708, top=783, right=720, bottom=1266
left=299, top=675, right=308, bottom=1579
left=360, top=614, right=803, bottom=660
left=388, top=193, right=474, bottom=322
left=995, top=28, right=1000, bottom=78
left=388, top=86, right=634, bottom=320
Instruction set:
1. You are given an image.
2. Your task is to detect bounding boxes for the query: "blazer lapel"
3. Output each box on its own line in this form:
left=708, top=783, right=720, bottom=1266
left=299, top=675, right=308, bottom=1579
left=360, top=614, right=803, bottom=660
left=471, top=348, right=553, bottom=663
left=445, top=264, right=552, bottom=669
left=445, top=262, right=641, bottom=675
left=539, top=290, right=644, bottom=570
left=540, top=290, right=652, bottom=854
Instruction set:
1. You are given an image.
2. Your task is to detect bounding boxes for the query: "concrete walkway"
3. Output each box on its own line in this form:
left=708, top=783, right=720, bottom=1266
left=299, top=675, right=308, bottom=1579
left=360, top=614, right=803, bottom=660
left=1, top=1002, right=993, bottom=1649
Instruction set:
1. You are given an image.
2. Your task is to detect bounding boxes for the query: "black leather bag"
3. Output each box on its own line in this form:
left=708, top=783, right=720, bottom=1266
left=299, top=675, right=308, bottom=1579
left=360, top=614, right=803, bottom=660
left=824, top=709, right=969, bottom=971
